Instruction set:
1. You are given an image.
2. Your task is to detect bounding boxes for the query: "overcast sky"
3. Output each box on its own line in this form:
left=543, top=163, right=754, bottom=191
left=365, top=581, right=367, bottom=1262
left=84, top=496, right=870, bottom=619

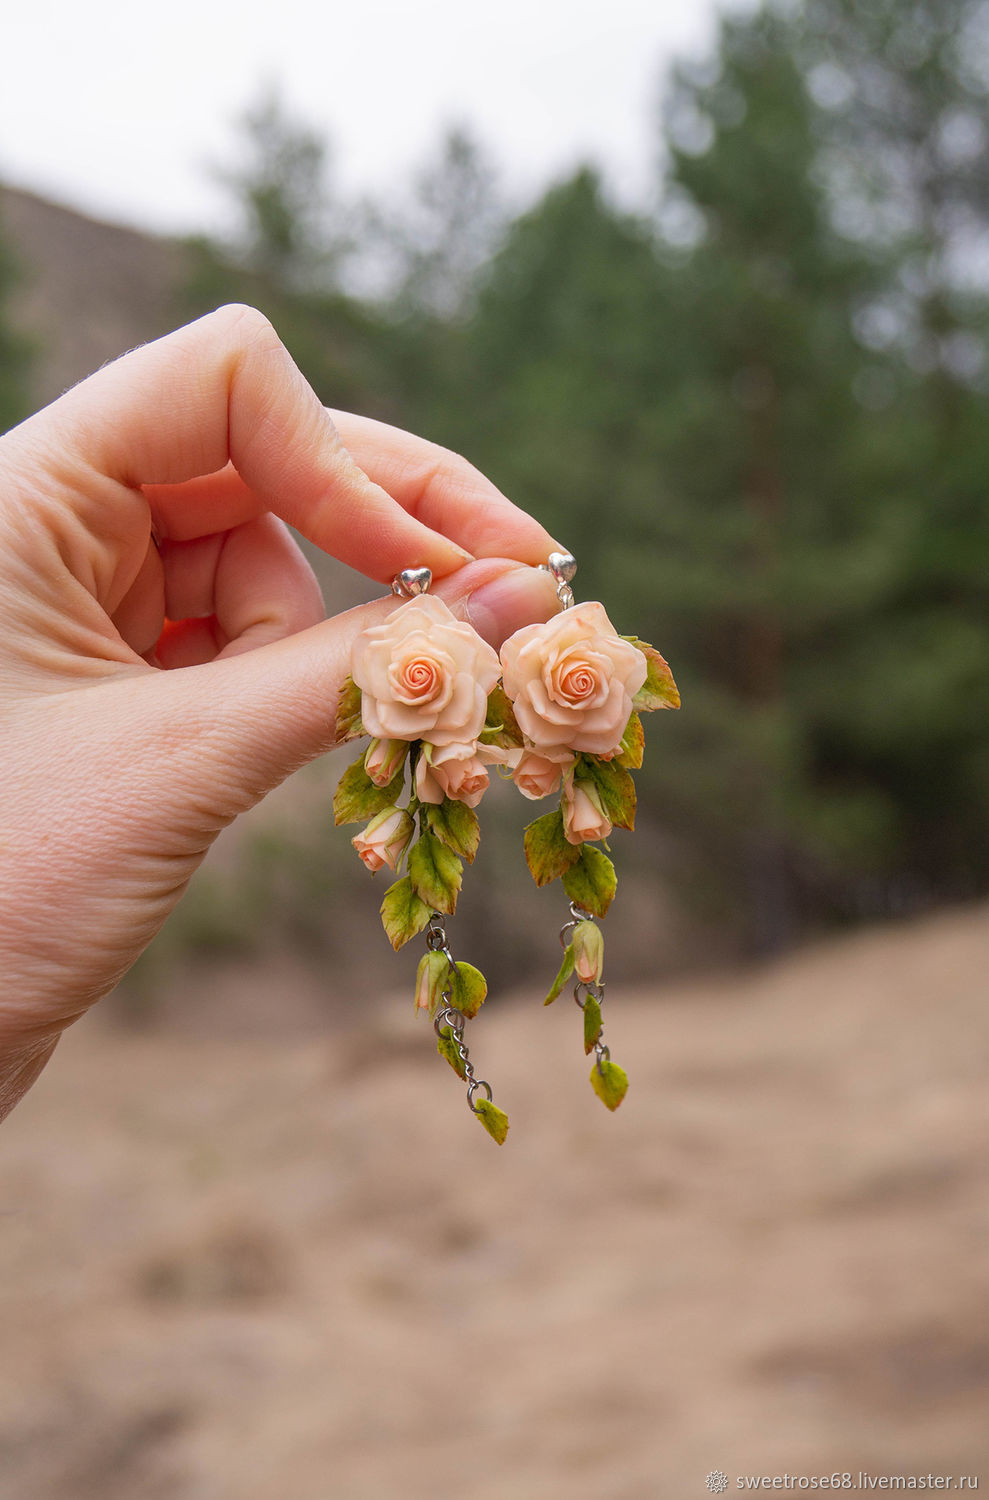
left=2, top=0, right=722, bottom=236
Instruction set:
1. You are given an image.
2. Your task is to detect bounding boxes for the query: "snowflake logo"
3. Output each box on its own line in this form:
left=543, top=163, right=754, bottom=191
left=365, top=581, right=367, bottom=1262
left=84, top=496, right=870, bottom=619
left=706, top=1473, right=730, bottom=1495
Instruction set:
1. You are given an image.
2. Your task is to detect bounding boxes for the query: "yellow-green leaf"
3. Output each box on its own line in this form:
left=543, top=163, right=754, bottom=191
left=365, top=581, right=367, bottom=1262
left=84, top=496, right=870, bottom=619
left=583, top=995, right=603, bottom=1054
left=479, top=684, right=524, bottom=749
left=575, top=756, right=637, bottom=831
left=408, top=832, right=463, bottom=915
left=629, top=640, right=680, bottom=713
left=523, top=808, right=582, bottom=887
left=334, top=756, right=405, bottom=826
left=425, top=798, right=480, bottom=863
left=473, top=1098, right=510, bottom=1144
left=436, top=1025, right=467, bottom=1079
left=335, top=674, right=365, bottom=742
left=380, top=876, right=432, bottom=951
left=616, top=712, right=645, bottom=769
left=590, top=1058, right=628, bottom=1110
left=562, top=846, right=617, bottom=918
left=544, top=944, right=575, bottom=1005
left=449, top=961, right=487, bottom=1019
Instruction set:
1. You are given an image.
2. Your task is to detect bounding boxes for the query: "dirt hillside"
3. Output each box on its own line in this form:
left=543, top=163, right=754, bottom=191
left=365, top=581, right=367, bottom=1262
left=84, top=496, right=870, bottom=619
left=1, top=183, right=185, bottom=407
left=1, top=902, right=988, bottom=1498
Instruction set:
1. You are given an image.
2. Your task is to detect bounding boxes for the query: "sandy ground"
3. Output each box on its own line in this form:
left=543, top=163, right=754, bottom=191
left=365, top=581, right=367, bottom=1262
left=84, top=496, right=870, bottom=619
left=2, top=904, right=989, bottom=1499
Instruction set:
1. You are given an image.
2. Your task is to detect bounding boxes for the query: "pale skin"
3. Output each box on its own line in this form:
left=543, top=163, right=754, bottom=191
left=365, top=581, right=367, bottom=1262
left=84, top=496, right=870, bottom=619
left=0, top=304, right=563, bottom=1121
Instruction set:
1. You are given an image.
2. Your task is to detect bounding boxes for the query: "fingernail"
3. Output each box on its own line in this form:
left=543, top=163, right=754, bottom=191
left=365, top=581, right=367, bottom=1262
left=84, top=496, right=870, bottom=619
left=466, top=566, right=560, bottom=648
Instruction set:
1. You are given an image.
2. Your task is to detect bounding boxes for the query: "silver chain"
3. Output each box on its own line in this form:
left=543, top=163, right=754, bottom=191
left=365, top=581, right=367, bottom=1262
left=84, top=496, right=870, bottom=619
left=560, top=900, right=611, bottom=1076
left=426, top=912, right=496, bottom=1113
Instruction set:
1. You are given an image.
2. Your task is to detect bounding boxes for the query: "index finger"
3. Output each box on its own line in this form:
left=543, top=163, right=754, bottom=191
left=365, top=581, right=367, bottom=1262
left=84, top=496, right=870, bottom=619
left=326, top=410, right=562, bottom=567
left=25, top=304, right=474, bottom=583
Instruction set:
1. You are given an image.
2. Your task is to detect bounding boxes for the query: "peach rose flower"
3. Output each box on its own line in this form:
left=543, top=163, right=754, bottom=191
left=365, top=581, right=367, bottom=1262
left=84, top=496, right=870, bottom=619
left=414, top=742, right=510, bottom=808
left=511, top=746, right=575, bottom=801
left=562, top=780, right=612, bottom=845
left=500, top=601, right=646, bottom=757
left=353, top=595, right=500, bottom=747
left=351, top=807, right=415, bottom=872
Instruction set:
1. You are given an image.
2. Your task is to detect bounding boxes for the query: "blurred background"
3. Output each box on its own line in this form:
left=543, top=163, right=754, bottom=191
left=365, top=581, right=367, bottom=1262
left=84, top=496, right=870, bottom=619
left=2, top=0, right=989, bottom=1494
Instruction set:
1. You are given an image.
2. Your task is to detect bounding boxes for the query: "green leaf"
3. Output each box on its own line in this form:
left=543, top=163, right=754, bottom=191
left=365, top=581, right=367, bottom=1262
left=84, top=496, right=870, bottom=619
left=408, top=832, right=463, bottom=915
left=334, top=756, right=405, bottom=826
left=629, top=639, right=680, bottom=713
left=473, top=1097, right=510, bottom=1144
left=436, top=1025, right=467, bottom=1080
left=575, top=755, right=637, bottom=831
left=479, top=684, right=524, bottom=749
left=582, top=995, right=603, bottom=1055
left=544, top=944, right=575, bottom=1005
left=449, top=961, right=487, bottom=1019
left=589, top=1058, right=628, bottom=1111
left=425, top=798, right=480, bottom=863
left=615, top=712, right=644, bottom=770
left=562, top=846, right=617, bottom=918
left=523, top=808, right=582, bottom=887
left=335, top=674, right=365, bottom=742
left=380, top=876, right=432, bottom=951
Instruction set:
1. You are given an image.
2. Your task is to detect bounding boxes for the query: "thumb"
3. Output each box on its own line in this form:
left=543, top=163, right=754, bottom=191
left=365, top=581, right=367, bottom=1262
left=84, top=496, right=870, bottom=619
left=3, top=560, right=559, bottom=1036
left=132, top=558, right=561, bottom=821
left=0, top=561, right=558, bottom=1032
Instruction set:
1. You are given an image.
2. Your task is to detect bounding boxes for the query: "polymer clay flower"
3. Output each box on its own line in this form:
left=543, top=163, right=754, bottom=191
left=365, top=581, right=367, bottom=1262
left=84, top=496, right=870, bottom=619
left=511, top=745, right=575, bottom=801
left=499, top=601, right=647, bottom=758
left=562, top=778, right=613, bottom=845
left=414, top=741, right=511, bottom=809
left=571, top=920, right=604, bottom=982
left=363, top=738, right=408, bottom=787
left=351, top=806, right=415, bottom=873
left=352, top=594, right=500, bottom=747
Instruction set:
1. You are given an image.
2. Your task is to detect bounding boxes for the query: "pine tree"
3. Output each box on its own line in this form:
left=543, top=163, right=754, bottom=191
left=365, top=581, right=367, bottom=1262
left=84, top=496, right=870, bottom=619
left=449, top=165, right=675, bottom=600
left=212, top=86, right=350, bottom=291
left=794, top=0, right=989, bottom=908
left=634, top=8, right=888, bottom=947
left=373, top=125, right=504, bottom=321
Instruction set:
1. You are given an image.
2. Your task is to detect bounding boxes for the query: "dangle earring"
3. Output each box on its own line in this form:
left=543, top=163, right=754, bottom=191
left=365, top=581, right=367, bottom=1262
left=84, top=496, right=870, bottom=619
left=333, top=567, right=516, bottom=1143
left=497, top=552, right=680, bottom=1113
left=334, top=554, right=679, bottom=1141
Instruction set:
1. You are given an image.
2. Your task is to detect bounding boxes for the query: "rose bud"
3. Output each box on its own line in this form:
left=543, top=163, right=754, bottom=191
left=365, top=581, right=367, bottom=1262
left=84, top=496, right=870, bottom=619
left=364, top=738, right=408, bottom=788
left=414, top=949, right=451, bottom=1016
left=512, top=747, right=576, bottom=801
left=351, top=807, right=414, bottom=873
left=562, top=780, right=613, bottom=846
left=571, top=920, right=604, bottom=983
left=415, top=742, right=514, bottom=808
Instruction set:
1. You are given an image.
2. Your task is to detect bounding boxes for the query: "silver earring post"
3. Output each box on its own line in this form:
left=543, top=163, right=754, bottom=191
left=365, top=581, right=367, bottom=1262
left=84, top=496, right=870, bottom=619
left=539, top=550, right=577, bottom=609
left=391, top=567, right=433, bottom=598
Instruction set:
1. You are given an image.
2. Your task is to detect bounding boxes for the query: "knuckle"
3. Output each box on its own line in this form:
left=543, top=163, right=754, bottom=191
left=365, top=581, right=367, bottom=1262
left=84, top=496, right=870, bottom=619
left=434, top=441, right=476, bottom=479
left=418, top=442, right=483, bottom=500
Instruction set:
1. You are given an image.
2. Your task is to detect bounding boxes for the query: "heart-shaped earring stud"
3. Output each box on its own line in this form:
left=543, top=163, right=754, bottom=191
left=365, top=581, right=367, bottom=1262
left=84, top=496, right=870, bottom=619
left=392, top=566, right=433, bottom=598
left=546, top=551, right=577, bottom=585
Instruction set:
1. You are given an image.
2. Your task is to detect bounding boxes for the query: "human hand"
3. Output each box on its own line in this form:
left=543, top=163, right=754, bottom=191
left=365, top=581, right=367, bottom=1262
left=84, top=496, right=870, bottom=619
left=0, top=304, right=561, bottom=1117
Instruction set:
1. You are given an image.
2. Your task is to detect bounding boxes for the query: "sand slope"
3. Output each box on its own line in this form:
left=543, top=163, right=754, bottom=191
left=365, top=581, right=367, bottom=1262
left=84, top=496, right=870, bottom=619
left=2, top=905, right=989, bottom=1498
